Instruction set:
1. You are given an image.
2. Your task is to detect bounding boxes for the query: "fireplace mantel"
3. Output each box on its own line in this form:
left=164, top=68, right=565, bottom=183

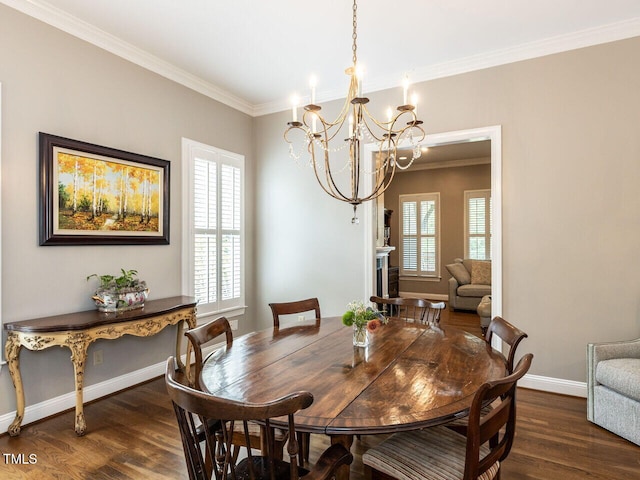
left=376, top=246, right=395, bottom=297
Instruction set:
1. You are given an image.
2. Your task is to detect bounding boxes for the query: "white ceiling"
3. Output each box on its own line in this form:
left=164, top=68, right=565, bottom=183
left=3, top=0, right=640, bottom=116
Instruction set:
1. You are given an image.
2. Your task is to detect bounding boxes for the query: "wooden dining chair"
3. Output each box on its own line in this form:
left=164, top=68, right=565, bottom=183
left=269, top=298, right=321, bottom=328
left=184, top=317, right=286, bottom=463
left=268, top=298, right=321, bottom=463
left=485, top=316, right=529, bottom=374
left=363, top=353, right=533, bottom=480
left=370, top=296, right=445, bottom=325
left=165, top=356, right=353, bottom=480
left=446, top=315, right=529, bottom=434
left=184, top=317, right=233, bottom=390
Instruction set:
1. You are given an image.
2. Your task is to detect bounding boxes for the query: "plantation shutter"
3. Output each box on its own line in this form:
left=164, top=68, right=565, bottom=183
left=194, top=158, right=217, bottom=304
left=400, top=193, right=439, bottom=278
left=185, top=139, right=244, bottom=317
left=220, top=161, right=241, bottom=302
left=465, top=189, right=491, bottom=260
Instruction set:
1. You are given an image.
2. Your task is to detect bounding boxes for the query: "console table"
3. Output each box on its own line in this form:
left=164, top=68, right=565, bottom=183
left=3, top=295, right=197, bottom=437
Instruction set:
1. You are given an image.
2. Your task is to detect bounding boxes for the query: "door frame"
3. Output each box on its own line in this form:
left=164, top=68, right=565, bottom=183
left=363, top=125, right=502, bottom=319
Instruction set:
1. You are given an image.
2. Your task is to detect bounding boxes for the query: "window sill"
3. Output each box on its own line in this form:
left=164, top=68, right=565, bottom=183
left=400, top=275, right=442, bottom=282
left=197, top=305, right=246, bottom=322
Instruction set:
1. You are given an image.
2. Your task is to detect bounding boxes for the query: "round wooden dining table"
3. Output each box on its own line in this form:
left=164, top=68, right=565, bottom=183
left=200, top=316, right=507, bottom=480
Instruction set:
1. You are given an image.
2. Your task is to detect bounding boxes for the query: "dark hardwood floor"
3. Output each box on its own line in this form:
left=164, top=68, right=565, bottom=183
left=1, top=308, right=638, bottom=479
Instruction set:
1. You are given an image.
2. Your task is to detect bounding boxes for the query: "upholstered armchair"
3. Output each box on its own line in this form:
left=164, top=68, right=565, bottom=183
left=587, top=337, right=640, bottom=446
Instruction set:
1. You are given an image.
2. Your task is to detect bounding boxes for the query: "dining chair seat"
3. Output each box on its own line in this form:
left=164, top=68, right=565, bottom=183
left=363, top=354, right=533, bottom=480
left=363, top=426, right=500, bottom=480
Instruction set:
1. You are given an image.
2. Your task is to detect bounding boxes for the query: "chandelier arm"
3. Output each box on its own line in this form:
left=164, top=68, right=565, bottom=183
left=351, top=138, right=359, bottom=201
left=308, top=101, right=349, bottom=130
left=308, top=142, right=350, bottom=202
left=321, top=148, right=354, bottom=203
left=360, top=159, right=398, bottom=203
left=363, top=106, right=418, bottom=137
left=360, top=103, right=399, bottom=136
left=308, top=72, right=358, bottom=142
left=310, top=136, right=354, bottom=203
left=357, top=111, right=387, bottom=143
left=395, top=124, right=427, bottom=149
left=361, top=138, right=395, bottom=177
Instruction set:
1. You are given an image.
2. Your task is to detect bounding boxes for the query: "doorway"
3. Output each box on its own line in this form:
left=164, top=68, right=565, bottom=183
left=363, top=125, right=502, bottom=319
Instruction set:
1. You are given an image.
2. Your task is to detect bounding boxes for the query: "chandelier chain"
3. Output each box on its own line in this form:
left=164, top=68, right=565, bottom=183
left=352, top=0, right=358, bottom=66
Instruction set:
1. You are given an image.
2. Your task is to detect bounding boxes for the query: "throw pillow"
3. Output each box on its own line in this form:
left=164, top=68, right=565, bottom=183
left=446, top=262, right=471, bottom=285
left=471, top=260, right=491, bottom=285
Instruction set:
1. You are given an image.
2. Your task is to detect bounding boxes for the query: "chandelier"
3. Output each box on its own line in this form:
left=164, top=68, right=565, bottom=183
left=284, top=0, right=425, bottom=223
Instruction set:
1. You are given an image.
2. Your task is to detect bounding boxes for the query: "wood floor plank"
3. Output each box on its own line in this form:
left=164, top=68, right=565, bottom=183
left=1, top=308, right=638, bottom=479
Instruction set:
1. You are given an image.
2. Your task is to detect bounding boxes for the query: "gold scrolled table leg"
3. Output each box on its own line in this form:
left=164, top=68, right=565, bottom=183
left=5, top=332, right=57, bottom=436
left=5, top=333, right=25, bottom=436
left=66, top=332, right=90, bottom=436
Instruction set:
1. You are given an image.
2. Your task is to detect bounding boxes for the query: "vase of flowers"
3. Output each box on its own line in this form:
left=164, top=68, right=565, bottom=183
left=342, top=301, right=386, bottom=347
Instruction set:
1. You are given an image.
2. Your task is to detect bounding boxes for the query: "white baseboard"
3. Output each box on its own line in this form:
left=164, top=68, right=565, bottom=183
left=0, top=361, right=165, bottom=434
left=0, top=343, right=220, bottom=434
left=0, top=346, right=586, bottom=434
left=520, top=374, right=587, bottom=398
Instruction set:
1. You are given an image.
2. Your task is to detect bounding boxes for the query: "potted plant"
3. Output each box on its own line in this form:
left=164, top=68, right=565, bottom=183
left=86, top=268, right=149, bottom=312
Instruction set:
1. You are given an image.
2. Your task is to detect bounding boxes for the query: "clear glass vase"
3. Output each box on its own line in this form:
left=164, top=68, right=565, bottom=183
left=353, top=324, right=369, bottom=347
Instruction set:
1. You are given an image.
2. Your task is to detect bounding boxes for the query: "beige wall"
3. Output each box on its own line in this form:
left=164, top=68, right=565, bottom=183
left=255, top=36, right=640, bottom=384
left=0, top=4, right=255, bottom=416
left=1, top=2, right=639, bottom=426
left=384, top=163, right=491, bottom=296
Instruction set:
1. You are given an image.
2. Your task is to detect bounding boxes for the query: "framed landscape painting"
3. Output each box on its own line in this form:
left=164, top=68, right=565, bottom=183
left=39, top=133, right=170, bottom=245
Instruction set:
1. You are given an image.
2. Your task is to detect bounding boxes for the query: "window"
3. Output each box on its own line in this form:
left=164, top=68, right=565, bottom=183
left=182, top=138, right=245, bottom=318
left=400, top=193, right=440, bottom=278
left=465, top=189, right=491, bottom=260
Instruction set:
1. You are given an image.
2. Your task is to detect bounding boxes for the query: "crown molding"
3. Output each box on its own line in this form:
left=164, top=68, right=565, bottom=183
left=0, top=0, right=255, bottom=116
left=256, top=17, right=640, bottom=117
left=3, top=0, right=639, bottom=118
left=408, top=156, right=490, bottom=172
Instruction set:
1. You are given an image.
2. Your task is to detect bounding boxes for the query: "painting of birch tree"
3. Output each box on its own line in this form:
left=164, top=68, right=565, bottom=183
left=55, top=150, right=163, bottom=233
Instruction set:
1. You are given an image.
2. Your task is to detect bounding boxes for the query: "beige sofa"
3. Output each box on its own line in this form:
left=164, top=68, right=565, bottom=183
left=445, top=258, right=491, bottom=311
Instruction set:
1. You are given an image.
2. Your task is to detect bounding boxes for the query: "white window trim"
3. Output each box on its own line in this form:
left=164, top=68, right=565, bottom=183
left=464, top=189, right=491, bottom=260
left=181, top=138, right=246, bottom=318
left=399, top=192, right=441, bottom=279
